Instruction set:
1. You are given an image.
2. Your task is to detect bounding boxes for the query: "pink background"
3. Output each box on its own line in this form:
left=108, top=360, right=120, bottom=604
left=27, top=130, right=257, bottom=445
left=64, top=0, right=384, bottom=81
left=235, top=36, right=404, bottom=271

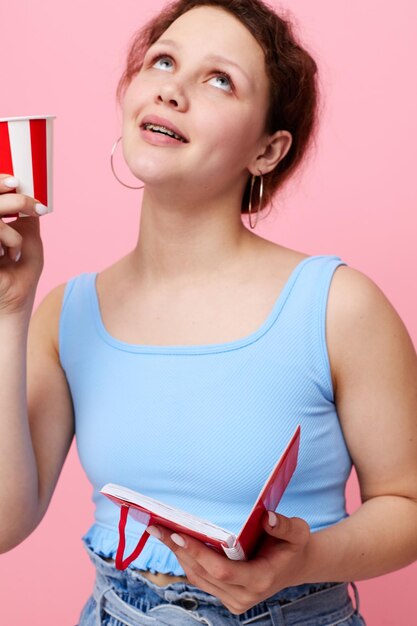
left=1, top=1, right=416, bottom=624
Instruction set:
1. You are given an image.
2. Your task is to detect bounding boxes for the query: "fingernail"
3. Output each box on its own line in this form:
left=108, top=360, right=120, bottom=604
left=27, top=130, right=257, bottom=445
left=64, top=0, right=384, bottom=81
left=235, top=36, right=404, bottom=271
left=147, top=526, right=162, bottom=539
left=4, top=176, right=19, bottom=188
left=171, top=533, right=186, bottom=547
left=268, top=511, right=277, bottom=527
left=0, top=245, right=5, bottom=257
left=35, top=203, right=49, bottom=215
left=14, top=250, right=21, bottom=263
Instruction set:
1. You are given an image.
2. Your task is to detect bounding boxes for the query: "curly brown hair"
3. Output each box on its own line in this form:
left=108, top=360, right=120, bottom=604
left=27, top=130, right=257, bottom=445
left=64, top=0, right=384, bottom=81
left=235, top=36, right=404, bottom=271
left=116, top=0, right=320, bottom=217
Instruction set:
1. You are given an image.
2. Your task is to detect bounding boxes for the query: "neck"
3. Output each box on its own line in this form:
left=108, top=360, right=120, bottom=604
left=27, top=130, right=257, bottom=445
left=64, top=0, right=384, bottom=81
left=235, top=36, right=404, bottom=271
left=128, top=185, right=260, bottom=287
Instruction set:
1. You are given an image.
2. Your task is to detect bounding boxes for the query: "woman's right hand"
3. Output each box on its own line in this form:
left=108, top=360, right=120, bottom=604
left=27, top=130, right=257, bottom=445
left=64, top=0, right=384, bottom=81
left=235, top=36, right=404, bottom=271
left=0, top=174, right=47, bottom=318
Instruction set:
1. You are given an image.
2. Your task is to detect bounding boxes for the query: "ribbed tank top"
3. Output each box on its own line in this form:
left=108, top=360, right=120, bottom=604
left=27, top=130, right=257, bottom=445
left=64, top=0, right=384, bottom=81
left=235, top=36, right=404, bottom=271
left=59, top=254, right=352, bottom=575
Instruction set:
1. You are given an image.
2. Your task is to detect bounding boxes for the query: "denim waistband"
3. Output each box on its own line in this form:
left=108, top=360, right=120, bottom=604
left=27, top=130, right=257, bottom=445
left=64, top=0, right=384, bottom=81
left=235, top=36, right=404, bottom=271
left=83, top=540, right=360, bottom=625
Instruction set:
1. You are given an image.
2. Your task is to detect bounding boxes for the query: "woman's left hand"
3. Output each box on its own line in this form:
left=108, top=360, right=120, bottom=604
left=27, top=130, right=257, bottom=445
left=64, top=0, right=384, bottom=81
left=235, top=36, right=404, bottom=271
left=148, top=511, right=311, bottom=615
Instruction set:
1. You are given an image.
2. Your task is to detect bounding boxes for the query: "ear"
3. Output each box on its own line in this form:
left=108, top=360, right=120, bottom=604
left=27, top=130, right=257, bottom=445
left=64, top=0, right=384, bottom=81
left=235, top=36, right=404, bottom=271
left=248, top=130, right=292, bottom=176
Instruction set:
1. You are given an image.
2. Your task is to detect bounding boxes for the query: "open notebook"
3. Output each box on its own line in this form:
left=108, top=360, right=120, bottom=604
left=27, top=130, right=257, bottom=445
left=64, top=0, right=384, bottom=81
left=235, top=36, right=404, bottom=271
left=100, top=424, right=301, bottom=570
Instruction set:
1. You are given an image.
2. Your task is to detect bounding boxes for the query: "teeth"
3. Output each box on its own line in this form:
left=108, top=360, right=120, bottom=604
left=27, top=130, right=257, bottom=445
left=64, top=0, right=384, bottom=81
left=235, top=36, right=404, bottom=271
left=143, top=123, right=185, bottom=142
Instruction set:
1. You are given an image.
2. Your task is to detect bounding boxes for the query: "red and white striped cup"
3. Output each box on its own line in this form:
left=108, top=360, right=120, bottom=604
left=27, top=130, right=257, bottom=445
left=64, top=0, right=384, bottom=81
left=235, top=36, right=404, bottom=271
left=0, top=115, right=55, bottom=218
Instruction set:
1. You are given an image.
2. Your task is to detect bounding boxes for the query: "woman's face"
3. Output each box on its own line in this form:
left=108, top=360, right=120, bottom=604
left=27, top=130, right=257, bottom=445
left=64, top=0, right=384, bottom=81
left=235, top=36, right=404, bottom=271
left=121, top=5, right=272, bottom=193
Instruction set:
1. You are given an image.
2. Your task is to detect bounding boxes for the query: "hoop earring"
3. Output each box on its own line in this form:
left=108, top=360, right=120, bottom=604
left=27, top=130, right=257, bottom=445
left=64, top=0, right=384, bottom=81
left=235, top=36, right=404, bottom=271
left=110, top=136, right=145, bottom=189
left=248, top=169, right=264, bottom=229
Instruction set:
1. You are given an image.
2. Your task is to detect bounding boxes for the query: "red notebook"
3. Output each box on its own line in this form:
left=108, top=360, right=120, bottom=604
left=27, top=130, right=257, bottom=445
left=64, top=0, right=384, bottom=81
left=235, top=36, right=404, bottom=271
left=100, top=424, right=300, bottom=570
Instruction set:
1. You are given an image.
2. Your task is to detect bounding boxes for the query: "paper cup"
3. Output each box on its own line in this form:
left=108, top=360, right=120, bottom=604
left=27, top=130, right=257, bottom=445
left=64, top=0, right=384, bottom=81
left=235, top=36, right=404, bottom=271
left=0, top=115, right=55, bottom=218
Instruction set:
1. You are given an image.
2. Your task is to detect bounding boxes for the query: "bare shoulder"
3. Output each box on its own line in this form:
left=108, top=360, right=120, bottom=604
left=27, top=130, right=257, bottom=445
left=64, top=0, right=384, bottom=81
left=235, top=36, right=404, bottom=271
left=327, top=264, right=409, bottom=337
left=326, top=263, right=417, bottom=401
left=29, top=282, right=68, bottom=359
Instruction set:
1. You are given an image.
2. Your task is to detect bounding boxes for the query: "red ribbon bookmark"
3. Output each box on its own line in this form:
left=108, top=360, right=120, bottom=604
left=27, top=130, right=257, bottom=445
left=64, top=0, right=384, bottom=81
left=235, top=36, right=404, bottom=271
left=115, top=505, right=150, bottom=570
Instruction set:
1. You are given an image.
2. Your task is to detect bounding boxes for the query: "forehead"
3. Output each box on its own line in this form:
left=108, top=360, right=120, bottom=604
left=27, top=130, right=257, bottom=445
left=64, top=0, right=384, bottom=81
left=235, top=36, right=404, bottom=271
left=155, top=5, right=268, bottom=85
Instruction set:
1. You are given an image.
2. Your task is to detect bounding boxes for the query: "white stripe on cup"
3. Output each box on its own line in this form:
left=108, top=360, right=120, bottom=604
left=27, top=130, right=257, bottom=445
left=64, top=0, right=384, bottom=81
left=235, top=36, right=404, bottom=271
left=9, top=120, right=34, bottom=197
left=8, top=119, right=34, bottom=218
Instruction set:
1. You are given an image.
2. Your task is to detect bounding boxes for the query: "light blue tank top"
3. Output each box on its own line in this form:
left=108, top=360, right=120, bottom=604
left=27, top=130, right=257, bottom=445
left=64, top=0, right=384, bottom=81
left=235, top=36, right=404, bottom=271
left=59, top=254, right=352, bottom=575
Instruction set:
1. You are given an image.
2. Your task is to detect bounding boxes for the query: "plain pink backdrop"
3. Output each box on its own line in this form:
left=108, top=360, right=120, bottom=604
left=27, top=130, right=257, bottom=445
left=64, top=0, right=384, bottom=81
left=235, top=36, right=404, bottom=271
left=1, top=1, right=416, bottom=624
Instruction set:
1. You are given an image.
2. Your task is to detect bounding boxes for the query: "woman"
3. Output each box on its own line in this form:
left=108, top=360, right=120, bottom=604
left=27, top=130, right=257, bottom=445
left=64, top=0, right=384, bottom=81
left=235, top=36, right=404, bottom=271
left=1, top=0, right=417, bottom=624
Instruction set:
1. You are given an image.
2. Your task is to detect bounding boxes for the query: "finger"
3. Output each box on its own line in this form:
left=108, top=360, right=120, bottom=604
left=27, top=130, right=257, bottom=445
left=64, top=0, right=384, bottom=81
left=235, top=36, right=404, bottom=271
left=155, top=526, right=239, bottom=580
left=149, top=525, right=253, bottom=589
left=179, top=563, right=253, bottom=615
left=0, top=219, right=23, bottom=261
left=166, top=545, right=253, bottom=615
left=149, top=526, right=279, bottom=615
left=263, top=511, right=310, bottom=547
left=0, top=190, right=48, bottom=217
left=0, top=210, right=41, bottom=262
left=0, top=174, right=19, bottom=192
left=177, top=552, right=266, bottom=616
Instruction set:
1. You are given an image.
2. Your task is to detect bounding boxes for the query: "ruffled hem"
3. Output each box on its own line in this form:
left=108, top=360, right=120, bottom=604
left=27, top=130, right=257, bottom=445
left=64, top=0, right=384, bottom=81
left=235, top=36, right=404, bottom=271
left=82, top=523, right=186, bottom=576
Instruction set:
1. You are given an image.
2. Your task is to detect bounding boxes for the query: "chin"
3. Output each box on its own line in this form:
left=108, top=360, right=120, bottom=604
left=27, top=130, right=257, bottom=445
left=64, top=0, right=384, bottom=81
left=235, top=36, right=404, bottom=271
left=123, top=154, right=160, bottom=181
left=129, top=170, right=180, bottom=189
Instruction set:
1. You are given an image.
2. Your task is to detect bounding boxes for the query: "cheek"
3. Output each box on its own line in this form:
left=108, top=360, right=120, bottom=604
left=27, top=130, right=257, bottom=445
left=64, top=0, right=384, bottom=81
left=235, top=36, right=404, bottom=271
left=204, top=111, right=259, bottom=157
left=122, top=75, right=149, bottom=117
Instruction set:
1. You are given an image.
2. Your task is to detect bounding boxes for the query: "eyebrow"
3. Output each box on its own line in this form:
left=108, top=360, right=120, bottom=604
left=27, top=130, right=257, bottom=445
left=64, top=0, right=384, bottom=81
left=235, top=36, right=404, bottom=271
left=151, top=38, right=252, bottom=87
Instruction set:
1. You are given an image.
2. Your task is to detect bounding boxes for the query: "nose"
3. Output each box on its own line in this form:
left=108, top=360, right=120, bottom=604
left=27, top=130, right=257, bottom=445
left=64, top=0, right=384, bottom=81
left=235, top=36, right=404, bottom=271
left=156, top=80, right=188, bottom=110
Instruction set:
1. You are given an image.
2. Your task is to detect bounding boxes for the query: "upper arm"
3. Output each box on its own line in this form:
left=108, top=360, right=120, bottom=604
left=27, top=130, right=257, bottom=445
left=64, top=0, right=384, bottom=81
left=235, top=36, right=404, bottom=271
left=27, top=282, right=75, bottom=524
left=326, top=265, right=417, bottom=503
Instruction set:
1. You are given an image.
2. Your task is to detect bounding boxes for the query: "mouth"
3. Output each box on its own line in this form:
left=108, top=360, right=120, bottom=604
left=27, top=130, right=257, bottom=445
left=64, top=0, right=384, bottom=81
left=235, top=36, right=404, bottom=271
left=140, top=116, right=189, bottom=143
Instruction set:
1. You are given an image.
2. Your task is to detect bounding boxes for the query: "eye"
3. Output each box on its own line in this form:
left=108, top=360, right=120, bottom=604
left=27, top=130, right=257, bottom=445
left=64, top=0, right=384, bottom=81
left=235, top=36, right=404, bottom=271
left=151, top=53, right=174, bottom=71
left=148, top=52, right=235, bottom=93
left=208, top=71, right=234, bottom=93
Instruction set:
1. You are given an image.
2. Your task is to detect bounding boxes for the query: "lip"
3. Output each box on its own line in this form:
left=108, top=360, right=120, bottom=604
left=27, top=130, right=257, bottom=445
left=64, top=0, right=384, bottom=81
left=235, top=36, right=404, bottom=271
left=140, top=114, right=189, bottom=143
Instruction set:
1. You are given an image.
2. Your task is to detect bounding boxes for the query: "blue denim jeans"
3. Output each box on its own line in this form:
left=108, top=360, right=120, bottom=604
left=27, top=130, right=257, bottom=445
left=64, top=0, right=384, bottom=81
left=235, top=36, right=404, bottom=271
left=78, top=540, right=367, bottom=626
